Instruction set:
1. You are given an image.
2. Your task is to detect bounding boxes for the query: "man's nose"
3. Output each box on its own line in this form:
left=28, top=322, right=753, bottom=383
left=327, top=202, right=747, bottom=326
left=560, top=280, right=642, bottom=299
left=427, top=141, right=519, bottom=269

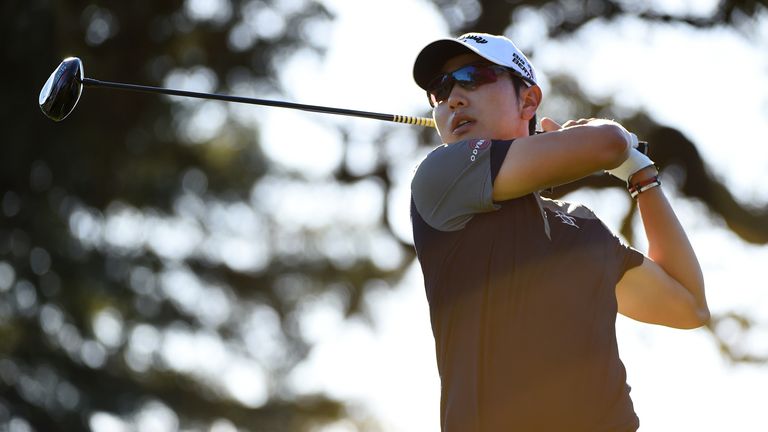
left=446, top=85, right=468, bottom=109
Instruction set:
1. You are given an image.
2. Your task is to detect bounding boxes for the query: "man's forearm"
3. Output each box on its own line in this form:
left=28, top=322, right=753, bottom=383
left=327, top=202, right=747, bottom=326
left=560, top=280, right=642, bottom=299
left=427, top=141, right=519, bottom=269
left=633, top=168, right=709, bottom=317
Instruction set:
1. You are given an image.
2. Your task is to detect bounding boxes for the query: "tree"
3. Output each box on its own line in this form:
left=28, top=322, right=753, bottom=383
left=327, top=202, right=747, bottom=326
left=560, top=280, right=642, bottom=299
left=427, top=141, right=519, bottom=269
left=2, top=0, right=409, bottom=430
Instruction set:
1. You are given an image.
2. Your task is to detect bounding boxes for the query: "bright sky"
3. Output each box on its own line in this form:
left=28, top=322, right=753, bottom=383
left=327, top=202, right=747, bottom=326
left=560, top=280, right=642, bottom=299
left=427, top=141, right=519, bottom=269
left=254, top=1, right=768, bottom=431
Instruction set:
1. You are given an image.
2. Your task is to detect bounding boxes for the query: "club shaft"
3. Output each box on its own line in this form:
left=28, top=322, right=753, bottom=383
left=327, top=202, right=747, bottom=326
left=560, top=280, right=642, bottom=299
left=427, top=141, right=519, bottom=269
left=81, top=77, right=435, bottom=128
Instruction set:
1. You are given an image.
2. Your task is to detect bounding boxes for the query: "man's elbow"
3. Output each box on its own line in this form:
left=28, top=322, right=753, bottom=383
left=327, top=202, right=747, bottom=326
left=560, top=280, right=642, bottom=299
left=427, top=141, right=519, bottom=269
left=695, top=306, right=711, bottom=327
left=677, top=306, right=711, bottom=330
left=594, top=124, right=631, bottom=168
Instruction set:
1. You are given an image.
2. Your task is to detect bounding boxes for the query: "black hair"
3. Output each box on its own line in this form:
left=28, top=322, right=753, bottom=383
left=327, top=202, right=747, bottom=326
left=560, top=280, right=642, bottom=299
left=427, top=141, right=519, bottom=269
left=508, top=74, right=537, bottom=136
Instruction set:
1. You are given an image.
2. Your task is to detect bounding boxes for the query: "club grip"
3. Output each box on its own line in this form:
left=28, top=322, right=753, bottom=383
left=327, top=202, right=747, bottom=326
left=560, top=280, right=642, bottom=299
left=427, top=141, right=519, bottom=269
left=636, top=141, right=649, bottom=156
left=392, top=115, right=435, bottom=128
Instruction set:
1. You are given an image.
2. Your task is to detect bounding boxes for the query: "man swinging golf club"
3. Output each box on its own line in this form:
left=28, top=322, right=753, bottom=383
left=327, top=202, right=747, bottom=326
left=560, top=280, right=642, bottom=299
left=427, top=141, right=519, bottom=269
left=410, top=32, right=710, bottom=431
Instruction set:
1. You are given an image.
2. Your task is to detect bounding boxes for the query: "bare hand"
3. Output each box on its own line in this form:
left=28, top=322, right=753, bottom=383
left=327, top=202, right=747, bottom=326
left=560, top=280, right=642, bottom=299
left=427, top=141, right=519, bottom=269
left=540, top=117, right=562, bottom=132
left=541, top=117, right=599, bottom=133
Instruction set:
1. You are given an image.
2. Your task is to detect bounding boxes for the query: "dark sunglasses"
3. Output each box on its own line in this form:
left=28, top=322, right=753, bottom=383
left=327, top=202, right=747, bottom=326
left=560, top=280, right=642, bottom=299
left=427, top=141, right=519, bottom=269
left=426, top=64, right=513, bottom=107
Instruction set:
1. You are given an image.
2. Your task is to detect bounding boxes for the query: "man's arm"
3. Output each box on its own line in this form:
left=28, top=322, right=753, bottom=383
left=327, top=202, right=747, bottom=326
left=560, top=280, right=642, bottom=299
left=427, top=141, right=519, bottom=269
left=493, top=116, right=709, bottom=327
left=616, top=166, right=710, bottom=329
left=492, top=118, right=631, bottom=201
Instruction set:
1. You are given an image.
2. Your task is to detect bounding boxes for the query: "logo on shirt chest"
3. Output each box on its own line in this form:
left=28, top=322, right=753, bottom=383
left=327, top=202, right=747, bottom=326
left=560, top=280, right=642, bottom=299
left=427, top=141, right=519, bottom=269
left=553, top=210, right=579, bottom=228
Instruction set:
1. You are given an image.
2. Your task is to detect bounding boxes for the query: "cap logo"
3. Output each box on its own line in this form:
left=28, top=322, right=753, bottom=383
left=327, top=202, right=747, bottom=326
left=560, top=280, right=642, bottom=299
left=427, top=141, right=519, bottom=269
left=460, top=35, right=488, bottom=44
left=511, top=52, right=533, bottom=80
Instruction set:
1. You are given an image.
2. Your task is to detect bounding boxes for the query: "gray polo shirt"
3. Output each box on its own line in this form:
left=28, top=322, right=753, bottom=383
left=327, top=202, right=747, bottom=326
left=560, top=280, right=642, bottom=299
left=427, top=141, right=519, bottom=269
left=411, top=138, right=644, bottom=432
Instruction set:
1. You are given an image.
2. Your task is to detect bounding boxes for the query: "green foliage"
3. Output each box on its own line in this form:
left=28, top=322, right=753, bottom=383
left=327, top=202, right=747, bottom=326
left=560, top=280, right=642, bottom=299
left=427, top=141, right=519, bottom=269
left=2, top=0, right=409, bottom=430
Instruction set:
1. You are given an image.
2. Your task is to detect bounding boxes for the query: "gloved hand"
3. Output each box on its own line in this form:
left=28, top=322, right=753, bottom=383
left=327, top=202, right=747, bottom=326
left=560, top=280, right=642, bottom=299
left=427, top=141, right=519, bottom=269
left=606, top=136, right=655, bottom=184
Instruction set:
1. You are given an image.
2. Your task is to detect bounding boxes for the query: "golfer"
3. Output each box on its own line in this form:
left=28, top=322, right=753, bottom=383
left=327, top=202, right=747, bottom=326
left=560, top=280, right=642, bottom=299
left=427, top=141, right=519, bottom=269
left=410, top=33, right=709, bottom=431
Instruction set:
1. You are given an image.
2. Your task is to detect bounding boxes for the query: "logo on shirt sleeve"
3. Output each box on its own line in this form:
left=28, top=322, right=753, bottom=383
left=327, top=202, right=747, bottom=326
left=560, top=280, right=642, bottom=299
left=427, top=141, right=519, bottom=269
left=467, top=139, right=491, bottom=162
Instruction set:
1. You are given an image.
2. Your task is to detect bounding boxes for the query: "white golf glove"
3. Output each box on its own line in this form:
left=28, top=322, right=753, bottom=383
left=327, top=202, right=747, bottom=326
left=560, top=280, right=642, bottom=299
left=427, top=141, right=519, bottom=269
left=606, top=132, right=655, bottom=183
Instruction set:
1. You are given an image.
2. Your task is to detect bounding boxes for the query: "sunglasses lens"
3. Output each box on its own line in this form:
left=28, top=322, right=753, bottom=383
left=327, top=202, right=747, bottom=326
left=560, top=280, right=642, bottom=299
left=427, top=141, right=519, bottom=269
left=461, top=66, right=499, bottom=88
left=427, top=75, right=452, bottom=107
left=426, top=65, right=504, bottom=107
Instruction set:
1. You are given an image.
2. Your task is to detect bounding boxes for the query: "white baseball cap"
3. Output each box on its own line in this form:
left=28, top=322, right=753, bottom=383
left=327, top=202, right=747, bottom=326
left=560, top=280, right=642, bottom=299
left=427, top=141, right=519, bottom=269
left=413, top=32, right=538, bottom=90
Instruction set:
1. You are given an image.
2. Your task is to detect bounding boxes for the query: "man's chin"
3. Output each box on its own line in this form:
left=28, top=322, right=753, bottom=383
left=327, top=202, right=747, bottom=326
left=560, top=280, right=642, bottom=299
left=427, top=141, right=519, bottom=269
left=445, top=132, right=481, bottom=144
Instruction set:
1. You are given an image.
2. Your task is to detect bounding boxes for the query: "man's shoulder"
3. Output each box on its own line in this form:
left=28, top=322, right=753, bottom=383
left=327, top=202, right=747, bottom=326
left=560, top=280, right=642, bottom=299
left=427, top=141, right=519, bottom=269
left=410, top=139, right=501, bottom=230
left=412, top=138, right=511, bottom=189
left=416, top=139, right=490, bottom=165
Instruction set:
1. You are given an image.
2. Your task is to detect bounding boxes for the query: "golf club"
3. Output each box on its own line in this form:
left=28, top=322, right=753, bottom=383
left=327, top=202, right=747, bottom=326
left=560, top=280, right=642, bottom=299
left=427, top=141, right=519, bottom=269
left=39, top=57, right=436, bottom=127
left=38, top=57, right=648, bottom=155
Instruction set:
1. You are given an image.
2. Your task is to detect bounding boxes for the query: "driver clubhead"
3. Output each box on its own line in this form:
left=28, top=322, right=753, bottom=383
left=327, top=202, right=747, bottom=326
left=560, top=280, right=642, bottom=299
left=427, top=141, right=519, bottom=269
left=39, top=57, right=84, bottom=122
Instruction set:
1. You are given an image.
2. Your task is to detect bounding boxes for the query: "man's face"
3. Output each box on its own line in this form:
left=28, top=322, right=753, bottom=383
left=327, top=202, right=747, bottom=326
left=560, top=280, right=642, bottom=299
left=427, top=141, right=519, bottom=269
left=432, top=53, right=530, bottom=144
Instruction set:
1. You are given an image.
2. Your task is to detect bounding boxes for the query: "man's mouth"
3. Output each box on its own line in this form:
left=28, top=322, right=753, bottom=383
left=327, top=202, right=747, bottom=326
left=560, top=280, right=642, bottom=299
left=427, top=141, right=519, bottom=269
left=452, top=117, right=474, bottom=134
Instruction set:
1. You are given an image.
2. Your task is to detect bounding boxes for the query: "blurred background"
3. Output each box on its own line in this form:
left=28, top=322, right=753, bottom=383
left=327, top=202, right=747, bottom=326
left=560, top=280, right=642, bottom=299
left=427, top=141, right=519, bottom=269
left=2, top=0, right=768, bottom=430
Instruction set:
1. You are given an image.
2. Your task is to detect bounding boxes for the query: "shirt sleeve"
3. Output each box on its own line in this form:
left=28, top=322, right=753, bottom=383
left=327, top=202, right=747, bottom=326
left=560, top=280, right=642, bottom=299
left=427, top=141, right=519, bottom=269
left=613, top=232, right=645, bottom=276
left=410, top=139, right=499, bottom=231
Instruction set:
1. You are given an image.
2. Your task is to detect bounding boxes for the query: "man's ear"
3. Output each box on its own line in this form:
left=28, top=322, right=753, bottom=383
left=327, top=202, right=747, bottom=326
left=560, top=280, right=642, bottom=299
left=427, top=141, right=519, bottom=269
left=520, top=85, right=542, bottom=121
